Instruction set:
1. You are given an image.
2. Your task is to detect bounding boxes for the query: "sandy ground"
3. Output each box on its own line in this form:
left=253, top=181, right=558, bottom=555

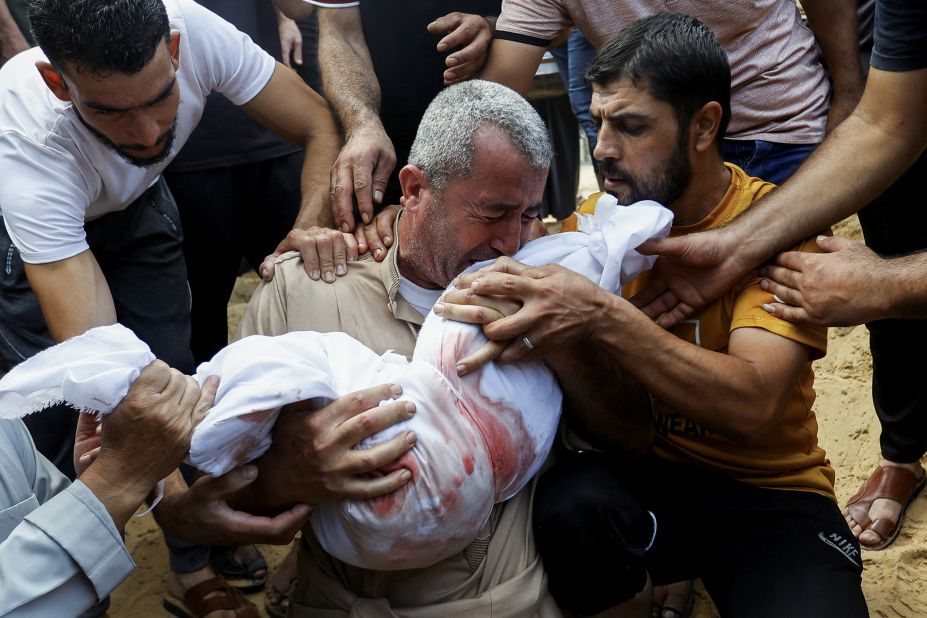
left=110, top=206, right=925, bottom=616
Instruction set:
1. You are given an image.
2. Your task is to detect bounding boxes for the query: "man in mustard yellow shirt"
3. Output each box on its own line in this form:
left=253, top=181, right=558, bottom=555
left=442, top=13, right=867, bottom=618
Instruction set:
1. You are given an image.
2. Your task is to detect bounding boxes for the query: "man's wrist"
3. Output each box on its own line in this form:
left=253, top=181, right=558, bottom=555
left=345, top=114, right=387, bottom=142
left=80, top=464, right=154, bottom=529
left=883, top=252, right=927, bottom=318
left=589, top=291, right=631, bottom=346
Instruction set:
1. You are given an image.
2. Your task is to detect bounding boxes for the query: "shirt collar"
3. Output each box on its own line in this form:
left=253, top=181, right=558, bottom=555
left=379, top=211, right=427, bottom=327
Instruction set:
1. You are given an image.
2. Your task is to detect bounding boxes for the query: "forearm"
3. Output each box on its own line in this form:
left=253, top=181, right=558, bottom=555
left=728, top=69, right=927, bottom=268
left=802, top=0, right=864, bottom=103
left=79, top=462, right=155, bottom=531
left=882, top=251, right=927, bottom=318
left=24, top=251, right=117, bottom=341
left=0, top=0, right=28, bottom=62
left=479, top=39, right=545, bottom=95
left=591, top=296, right=788, bottom=443
left=318, top=9, right=383, bottom=140
left=545, top=344, right=653, bottom=456
left=240, top=62, right=342, bottom=230
left=296, top=111, right=341, bottom=229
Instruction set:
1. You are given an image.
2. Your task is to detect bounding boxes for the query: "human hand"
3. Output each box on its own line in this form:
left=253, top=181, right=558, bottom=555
left=154, top=466, right=312, bottom=546
left=630, top=227, right=746, bottom=328
left=78, top=363, right=217, bottom=529
left=254, top=383, right=417, bottom=509
left=759, top=235, right=888, bottom=326
left=94, top=362, right=217, bottom=489
left=446, top=257, right=606, bottom=372
left=260, top=225, right=359, bottom=283
left=352, top=203, right=399, bottom=261
left=73, top=412, right=102, bottom=478
left=277, top=12, right=303, bottom=68
left=433, top=282, right=522, bottom=372
left=427, top=12, right=494, bottom=85
left=330, top=126, right=397, bottom=233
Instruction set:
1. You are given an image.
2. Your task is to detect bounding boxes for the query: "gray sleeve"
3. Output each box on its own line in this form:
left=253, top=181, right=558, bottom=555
left=26, top=448, right=71, bottom=507
left=871, top=0, right=927, bottom=72
left=0, top=480, right=135, bottom=617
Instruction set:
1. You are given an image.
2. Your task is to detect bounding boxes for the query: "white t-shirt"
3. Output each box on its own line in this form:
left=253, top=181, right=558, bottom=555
left=0, top=0, right=276, bottom=264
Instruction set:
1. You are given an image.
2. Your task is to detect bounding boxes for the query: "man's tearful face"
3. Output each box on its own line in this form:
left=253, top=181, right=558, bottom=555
left=404, top=128, right=548, bottom=288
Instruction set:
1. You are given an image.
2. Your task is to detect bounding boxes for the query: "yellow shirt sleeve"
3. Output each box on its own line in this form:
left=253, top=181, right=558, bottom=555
left=729, top=237, right=828, bottom=359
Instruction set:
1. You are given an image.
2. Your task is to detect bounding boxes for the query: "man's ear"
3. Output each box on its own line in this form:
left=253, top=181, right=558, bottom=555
left=691, top=101, right=723, bottom=152
left=168, top=30, right=181, bottom=69
left=35, top=61, right=70, bottom=102
left=398, top=165, right=427, bottom=211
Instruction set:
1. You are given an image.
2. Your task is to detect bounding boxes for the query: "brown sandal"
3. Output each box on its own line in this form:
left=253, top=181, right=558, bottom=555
left=845, top=464, right=926, bottom=551
left=162, top=576, right=259, bottom=618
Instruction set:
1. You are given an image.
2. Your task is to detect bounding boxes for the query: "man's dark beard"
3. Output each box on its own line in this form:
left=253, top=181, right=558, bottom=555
left=76, top=111, right=177, bottom=168
left=602, top=131, right=691, bottom=207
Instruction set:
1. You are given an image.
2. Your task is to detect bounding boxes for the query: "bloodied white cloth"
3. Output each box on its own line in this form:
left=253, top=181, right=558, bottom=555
left=0, top=196, right=672, bottom=570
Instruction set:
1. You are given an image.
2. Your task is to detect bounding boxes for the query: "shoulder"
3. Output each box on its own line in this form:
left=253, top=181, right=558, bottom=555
left=242, top=251, right=384, bottom=335
left=722, top=164, right=777, bottom=222
left=274, top=251, right=381, bottom=297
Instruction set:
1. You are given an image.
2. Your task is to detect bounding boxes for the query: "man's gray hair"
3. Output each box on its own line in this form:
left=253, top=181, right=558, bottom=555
left=408, top=80, right=553, bottom=191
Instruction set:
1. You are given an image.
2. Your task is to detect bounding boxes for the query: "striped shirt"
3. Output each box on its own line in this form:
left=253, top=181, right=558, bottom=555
left=496, top=0, right=831, bottom=144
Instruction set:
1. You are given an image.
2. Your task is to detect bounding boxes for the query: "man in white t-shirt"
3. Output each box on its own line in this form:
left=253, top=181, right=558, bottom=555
left=0, top=0, right=342, bottom=613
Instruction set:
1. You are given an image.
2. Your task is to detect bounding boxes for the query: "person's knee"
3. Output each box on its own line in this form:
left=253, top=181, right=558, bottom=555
left=533, top=455, right=654, bottom=615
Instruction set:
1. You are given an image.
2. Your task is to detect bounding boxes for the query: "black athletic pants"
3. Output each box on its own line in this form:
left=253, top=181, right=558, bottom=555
left=534, top=450, right=868, bottom=617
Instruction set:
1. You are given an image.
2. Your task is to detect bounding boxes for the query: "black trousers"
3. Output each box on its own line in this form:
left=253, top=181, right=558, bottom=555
left=533, top=450, right=868, bottom=617
left=164, top=151, right=303, bottom=364
left=0, top=179, right=209, bottom=573
left=0, top=179, right=195, bottom=474
left=856, top=150, right=927, bottom=463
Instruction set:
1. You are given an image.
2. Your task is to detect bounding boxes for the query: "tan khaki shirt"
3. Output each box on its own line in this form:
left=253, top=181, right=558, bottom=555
left=238, top=240, right=559, bottom=617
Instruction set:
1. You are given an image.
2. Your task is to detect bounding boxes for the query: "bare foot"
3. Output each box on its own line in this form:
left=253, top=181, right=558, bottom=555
left=652, top=580, right=693, bottom=618
left=266, top=541, right=300, bottom=618
left=843, top=459, right=926, bottom=548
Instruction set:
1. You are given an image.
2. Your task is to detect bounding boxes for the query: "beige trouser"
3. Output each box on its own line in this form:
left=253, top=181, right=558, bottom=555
left=289, top=480, right=562, bottom=617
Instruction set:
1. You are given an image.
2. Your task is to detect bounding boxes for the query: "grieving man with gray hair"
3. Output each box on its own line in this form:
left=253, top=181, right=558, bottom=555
left=237, top=79, right=654, bottom=615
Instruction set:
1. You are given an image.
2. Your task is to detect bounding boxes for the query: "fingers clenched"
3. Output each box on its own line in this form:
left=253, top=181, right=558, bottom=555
left=342, top=468, right=413, bottom=500
left=341, top=430, right=417, bottom=476
left=338, top=400, right=416, bottom=447
left=326, top=383, right=403, bottom=426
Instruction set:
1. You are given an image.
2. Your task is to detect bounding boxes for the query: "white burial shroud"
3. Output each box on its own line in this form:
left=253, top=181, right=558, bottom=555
left=0, top=196, right=672, bottom=570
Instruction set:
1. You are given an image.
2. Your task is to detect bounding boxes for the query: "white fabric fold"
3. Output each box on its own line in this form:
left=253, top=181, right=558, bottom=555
left=0, top=197, right=672, bottom=570
left=0, top=323, right=154, bottom=418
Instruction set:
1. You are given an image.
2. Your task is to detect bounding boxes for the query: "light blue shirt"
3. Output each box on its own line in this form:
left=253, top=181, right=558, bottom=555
left=0, top=419, right=135, bottom=617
